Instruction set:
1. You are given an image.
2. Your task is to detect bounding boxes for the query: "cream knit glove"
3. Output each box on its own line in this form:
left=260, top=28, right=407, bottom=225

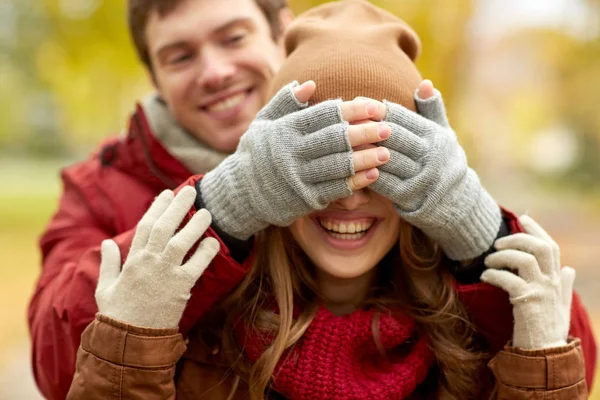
left=481, top=215, right=575, bottom=350
left=95, top=186, right=220, bottom=329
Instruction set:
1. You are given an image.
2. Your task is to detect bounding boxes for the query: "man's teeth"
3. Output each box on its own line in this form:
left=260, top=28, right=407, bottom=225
left=206, top=92, right=246, bottom=112
left=318, top=218, right=374, bottom=235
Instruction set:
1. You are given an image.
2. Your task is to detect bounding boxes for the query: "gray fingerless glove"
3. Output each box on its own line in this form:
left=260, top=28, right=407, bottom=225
left=370, top=91, right=501, bottom=260
left=200, top=82, right=354, bottom=240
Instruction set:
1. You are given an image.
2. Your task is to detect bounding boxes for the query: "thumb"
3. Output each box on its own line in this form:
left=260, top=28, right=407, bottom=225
left=416, top=80, right=435, bottom=100
left=97, top=240, right=122, bottom=293
left=560, top=266, right=576, bottom=310
left=256, top=81, right=311, bottom=121
left=414, top=80, right=450, bottom=129
left=292, top=80, right=316, bottom=104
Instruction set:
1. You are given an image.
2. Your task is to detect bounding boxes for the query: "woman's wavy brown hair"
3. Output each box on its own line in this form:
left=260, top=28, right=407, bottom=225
left=207, top=221, right=491, bottom=400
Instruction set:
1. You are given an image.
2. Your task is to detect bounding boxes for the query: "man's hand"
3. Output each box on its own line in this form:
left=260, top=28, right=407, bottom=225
left=95, top=186, right=220, bottom=329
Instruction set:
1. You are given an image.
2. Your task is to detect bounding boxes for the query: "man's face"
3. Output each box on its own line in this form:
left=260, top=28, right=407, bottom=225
left=146, top=0, right=289, bottom=152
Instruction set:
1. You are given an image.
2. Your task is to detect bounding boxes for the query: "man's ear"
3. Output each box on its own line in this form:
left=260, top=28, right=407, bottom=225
left=278, top=7, right=294, bottom=40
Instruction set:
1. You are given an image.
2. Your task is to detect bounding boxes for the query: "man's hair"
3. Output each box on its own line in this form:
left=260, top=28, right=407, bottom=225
left=128, top=0, right=288, bottom=71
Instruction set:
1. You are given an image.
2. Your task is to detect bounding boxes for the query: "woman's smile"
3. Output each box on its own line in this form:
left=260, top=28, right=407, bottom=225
left=289, top=189, right=401, bottom=281
left=311, top=211, right=381, bottom=251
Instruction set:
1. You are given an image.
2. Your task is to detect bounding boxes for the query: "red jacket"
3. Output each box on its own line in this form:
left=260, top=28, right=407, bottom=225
left=28, top=104, right=597, bottom=400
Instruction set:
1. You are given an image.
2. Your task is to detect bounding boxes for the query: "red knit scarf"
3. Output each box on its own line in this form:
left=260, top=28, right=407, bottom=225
left=237, top=306, right=435, bottom=400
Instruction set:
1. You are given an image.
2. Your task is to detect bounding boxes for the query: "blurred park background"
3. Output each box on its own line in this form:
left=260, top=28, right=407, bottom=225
left=0, top=0, right=599, bottom=398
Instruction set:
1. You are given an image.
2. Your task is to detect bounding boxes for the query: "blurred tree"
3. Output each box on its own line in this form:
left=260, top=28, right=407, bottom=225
left=496, top=0, right=600, bottom=190
left=559, top=0, right=600, bottom=188
left=36, top=0, right=148, bottom=151
left=7, top=0, right=599, bottom=195
left=0, top=0, right=66, bottom=156
left=4, top=0, right=476, bottom=155
left=1, top=0, right=147, bottom=156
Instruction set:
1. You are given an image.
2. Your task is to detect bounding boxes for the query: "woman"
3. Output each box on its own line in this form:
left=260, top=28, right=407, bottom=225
left=67, top=1, right=588, bottom=399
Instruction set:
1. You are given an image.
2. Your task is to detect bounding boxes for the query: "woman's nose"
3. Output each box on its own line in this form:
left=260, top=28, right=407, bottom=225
left=333, top=188, right=371, bottom=210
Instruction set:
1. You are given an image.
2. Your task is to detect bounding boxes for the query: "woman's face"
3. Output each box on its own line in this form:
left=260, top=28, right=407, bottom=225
left=289, top=188, right=401, bottom=281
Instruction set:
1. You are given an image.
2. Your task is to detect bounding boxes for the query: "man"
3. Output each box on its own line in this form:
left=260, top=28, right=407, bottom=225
left=29, top=1, right=388, bottom=397
left=28, top=0, right=597, bottom=399
left=29, top=1, right=294, bottom=398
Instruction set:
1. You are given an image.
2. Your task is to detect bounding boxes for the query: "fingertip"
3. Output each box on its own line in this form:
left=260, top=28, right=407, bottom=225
left=196, top=208, right=213, bottom=224
left=561, top=266, right=576, bottom=280
left=302, top=80, right=316, bottom=90
left=518, top=214, right=535, bottom=228
left=179, top=185, right=197, bottom=197
left=377, top=122, right=391, bottom=139
left=365, top=102, right=377, bottom=118
left=158, top=189, right=175, bottom=200
left=293, top=80, right=316, bottom=104
left=101, top=239, right=117, bottom=253
left=492, top=233, right=525, bottom=250
left=480, top=269, right=492, bottom=283
left=100, top=240, right=121, bottom=274
left=483, top=251, right=500, bottom=268
left=173, top=186, right=198, bottom=210
left=491, top=237, right=505, bottom=251
left=203, top=237, right=221, bottom=254
left=365, top=168, right=379, bottom=180
left=148, top=190, right=175, bottom=213
left=196, top=207, right=210, bottom=216
left=416, top=79, right=435, bottom=100
left=483, top=256, right=491, bottom=268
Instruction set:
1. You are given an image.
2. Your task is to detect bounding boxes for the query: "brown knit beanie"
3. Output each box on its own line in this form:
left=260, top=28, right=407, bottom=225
left=269, top=0, right=423, bottom=111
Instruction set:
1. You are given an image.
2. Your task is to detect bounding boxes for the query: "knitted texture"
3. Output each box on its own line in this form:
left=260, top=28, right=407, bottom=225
left=201, top=82, right=354, bottom=240
left=265, top=0, right=501, bottom=260
left=96, top=187, right=220, bottom=329
left=370, top=93, right=501, bottom=260
left=238, top=307, right=435, bottom=400
left=482, top=215, right=575, bottom=349
left=269, top=0, right=422, bottom=108
left=142, top=93, right=229, bottom=175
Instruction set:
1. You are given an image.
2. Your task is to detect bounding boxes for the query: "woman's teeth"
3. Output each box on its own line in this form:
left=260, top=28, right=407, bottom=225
left=318, top=218, right=374, bottom=240
left=205, top=92, right=246, bottom=112
left=329, top=232, right=367, bottom=240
